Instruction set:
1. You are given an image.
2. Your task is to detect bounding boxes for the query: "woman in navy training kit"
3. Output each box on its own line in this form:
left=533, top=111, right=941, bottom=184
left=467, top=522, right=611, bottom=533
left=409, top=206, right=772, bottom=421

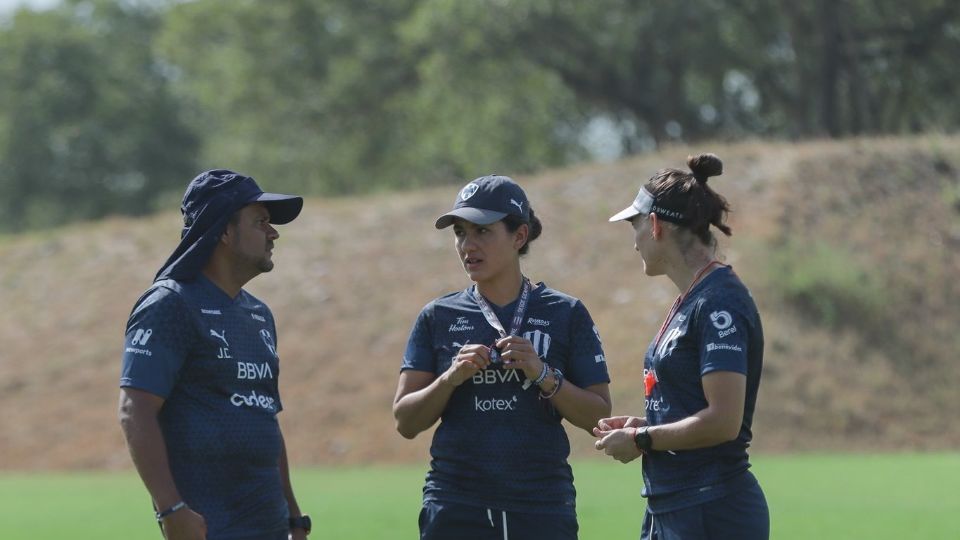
left=594, top=154, right=769, bottom=539
left=394, top=175, right=612, bottom=540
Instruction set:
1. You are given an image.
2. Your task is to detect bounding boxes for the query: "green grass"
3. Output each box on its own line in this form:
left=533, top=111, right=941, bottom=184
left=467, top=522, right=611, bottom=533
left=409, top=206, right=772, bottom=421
left=1, top=453, right=956, bottom=539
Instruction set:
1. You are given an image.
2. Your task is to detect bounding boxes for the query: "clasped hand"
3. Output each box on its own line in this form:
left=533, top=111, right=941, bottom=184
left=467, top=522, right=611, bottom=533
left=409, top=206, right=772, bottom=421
left=443, top=336, right=544, bottom=387
left=592, top=415, right=647, bottom=463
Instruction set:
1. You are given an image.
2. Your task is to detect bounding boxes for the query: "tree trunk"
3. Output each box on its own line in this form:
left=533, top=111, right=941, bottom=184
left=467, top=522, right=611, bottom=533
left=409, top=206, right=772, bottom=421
left=819, top=0, right=842, bottom=137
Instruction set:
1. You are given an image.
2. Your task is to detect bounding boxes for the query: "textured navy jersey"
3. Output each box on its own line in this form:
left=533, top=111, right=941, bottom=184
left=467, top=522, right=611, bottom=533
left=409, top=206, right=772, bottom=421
left=641, top=266, right=764, bottom=514
left=402, top=282, right=610, bottom=515
left=120, top=275, right=288, bottom=539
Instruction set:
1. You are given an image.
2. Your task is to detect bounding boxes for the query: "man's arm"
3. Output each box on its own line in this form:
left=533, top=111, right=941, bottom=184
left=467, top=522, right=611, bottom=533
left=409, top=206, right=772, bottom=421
left=118, top=387, right=206, bottom=539
left=279, top=430, right=308, bottom=539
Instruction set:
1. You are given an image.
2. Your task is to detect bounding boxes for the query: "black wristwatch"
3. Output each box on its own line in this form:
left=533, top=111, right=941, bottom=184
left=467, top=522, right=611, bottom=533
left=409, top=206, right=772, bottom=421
left=634, top=427, right=653, bottom=452
left=289, top=515, right=312, bottom=535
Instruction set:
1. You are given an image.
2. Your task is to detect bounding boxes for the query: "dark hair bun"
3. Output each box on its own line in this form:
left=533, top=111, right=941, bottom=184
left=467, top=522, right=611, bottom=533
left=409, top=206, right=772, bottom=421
left=687, top=153, right=723, bottom=183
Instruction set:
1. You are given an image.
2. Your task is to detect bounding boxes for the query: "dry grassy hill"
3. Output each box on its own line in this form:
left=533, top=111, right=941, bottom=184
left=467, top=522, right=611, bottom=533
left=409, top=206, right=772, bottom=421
left=2, top=136, right=958, bottom=470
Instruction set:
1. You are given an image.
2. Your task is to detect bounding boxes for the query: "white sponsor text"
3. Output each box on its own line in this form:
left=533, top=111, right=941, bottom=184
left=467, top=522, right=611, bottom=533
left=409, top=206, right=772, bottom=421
left=230, top=390, right=276, bottom=411
left=237, top=362, right=274, bottom=380
left=475, top=395, right=518, bottom=411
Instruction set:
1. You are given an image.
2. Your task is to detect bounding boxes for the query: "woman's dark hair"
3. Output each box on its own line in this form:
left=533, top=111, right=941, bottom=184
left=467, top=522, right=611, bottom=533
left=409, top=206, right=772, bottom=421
left=503, top=208, right=542, bottom=256
left=646, top=153, right=732, bottom=245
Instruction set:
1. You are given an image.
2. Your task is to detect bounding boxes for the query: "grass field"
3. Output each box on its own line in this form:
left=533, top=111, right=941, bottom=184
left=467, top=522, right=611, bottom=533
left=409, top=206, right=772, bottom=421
left=1, top=453, right=956, bottom=539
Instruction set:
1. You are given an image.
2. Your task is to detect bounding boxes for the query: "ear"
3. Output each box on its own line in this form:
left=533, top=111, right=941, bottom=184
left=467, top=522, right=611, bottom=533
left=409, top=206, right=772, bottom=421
left=220, top=221, right=235, bottom=245
left=512, top=223, right=529, bottom=251
left=649, top=213, right=663, bottom=239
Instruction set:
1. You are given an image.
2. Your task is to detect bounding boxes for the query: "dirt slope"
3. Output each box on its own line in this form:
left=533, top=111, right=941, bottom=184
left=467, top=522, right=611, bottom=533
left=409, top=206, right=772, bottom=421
left=1, top=136, right=958, bottom=470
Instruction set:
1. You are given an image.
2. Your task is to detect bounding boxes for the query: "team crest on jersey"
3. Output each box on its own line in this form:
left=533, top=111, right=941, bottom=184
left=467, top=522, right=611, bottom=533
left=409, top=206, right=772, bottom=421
left=523, top=330, right=552, bottom=359
left=656, top=327, right=682, bottom=359
left=260, top=329, right=278, bottom=358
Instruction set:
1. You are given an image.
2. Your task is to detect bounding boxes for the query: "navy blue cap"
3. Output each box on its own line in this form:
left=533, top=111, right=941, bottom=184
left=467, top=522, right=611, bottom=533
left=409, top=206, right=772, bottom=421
left=435, top=175, right=530, bottom=229
left=153, top=169, right=303, bottom=282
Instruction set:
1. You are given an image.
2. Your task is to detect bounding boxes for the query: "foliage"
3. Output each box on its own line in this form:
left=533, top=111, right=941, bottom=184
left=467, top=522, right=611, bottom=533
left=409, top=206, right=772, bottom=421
left=0, top=0, right=198, bottom=232
left=1, top=0, right=960, bottom=230
left=764, top=239, right=885, bottom=328
left=151, top=0, right=580, bottom=194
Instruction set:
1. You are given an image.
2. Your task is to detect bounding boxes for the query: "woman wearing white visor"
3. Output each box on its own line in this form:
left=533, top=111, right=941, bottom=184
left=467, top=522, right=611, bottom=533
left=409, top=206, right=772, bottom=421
left=594, top=154, right=769, bottom=540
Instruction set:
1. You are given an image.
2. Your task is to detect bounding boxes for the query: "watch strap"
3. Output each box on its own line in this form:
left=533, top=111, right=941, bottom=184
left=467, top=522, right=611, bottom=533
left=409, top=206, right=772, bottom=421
left=289, top=514, right=312, bottom=534
left=633, top=427, right=653, bottom=452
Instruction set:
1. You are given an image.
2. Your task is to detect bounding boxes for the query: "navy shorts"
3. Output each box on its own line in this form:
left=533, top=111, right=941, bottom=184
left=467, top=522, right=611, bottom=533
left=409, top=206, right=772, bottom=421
left=640, top=481, right=769, bottom=540
left=419, top=500, right=578, bottom=540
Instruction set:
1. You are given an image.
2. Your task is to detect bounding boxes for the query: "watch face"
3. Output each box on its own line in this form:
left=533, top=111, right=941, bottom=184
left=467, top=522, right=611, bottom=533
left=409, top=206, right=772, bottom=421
left=290, top=515, right=311, bottom=533
left=634, top=428, right=652, bottom=451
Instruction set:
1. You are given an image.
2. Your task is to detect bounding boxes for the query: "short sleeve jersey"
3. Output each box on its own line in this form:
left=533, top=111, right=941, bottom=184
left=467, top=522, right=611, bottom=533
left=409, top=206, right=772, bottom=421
left=120, top=275, right=288, bottom=539
left=401, top=282, right=610, bottom=515
left=641, top=266, right=764, bottom=514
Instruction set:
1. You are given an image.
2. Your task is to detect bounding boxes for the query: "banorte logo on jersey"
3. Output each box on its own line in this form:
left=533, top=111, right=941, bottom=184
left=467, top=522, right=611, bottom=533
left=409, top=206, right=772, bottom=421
left=644, top=368, right=668, bottom=413
left=644, top=369, right=657, bottom=397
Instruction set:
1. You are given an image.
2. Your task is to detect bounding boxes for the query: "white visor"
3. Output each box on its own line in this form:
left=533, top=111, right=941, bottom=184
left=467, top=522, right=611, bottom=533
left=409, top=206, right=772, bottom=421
left=608, top=187, right=655, bottom=222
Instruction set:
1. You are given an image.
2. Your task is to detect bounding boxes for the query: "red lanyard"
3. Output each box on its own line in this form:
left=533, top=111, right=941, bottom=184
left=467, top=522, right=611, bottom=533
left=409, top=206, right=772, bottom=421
left=653, top=261, right=725, bottom=350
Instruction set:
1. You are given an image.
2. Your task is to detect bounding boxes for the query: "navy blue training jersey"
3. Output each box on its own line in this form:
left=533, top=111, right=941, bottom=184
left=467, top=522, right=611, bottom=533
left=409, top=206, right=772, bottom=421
left=120, top=275, right=288, bottom=540
left=641, top=266, right=764, bottom=514
left=402, top=282, right=610, bottom=515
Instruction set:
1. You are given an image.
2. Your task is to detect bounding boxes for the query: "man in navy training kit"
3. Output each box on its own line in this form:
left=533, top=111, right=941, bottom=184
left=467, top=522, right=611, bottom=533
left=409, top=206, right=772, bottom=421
left=118, top=170, right=312, bottom=540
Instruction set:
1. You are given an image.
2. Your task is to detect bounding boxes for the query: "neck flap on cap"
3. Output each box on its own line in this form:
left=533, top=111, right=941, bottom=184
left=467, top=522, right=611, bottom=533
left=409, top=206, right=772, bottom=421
left=153, top=193, right=237, bottom=283
left=153, top=172, right=251, bottom=283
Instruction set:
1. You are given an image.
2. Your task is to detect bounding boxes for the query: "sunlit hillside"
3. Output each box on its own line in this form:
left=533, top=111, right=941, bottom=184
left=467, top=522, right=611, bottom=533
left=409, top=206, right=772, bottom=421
left=2, top=135, right=958, bottom=470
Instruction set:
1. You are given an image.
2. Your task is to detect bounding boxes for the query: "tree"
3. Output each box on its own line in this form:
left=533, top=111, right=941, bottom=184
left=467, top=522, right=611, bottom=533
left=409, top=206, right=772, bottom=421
left=155, top=0, right=581, bottom=193
left=3, top=0, right=960, bottom=232
left=0, top=0, right=198, bottom=232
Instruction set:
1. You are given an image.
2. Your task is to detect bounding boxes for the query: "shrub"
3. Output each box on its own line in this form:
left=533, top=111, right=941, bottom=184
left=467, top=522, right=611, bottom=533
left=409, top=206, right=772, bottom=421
left=765, top=239, right=886, bottom=329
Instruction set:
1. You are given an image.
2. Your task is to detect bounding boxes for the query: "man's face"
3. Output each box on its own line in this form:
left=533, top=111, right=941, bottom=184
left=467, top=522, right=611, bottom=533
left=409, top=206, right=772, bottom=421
left=227, top=203, right=279, bottom=274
